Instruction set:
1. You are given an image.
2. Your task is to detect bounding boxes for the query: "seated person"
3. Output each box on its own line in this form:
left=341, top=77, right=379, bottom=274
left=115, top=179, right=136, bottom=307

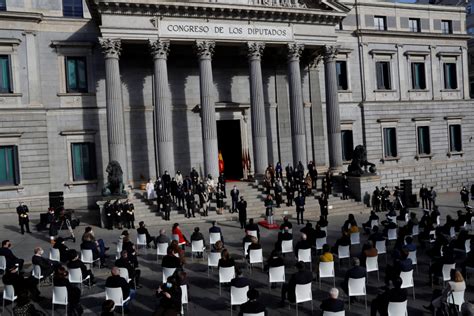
left=239, top=288, right=266, bottom=316
left=385, top=249, right=413, bottom=286
left=332, top=230, right=351, bottom=253
left=242, top=232, right=254, bottom=250
left=105, top=267, right=135, bottom=309
left=341, top=258, right=366, bottom=295
left=3, top=263, right=42, bottom=301
left=359, top=241, right=378, bottom=267
left=294, top=233, right=311, bottom=256
left=156, top=229, right=170, bottom=245
left=81, top=233, right=106, bottom=268
left=320, top=288, right=344, bottom=314
left=317, top=216, right=328, bottom=231
left=154, top=275, right=182, bottom=315
left=31, top=247, right=57, bottom=278
left=280, top=216, right=293, bottom=231
left=368, top=226, right=386, bottom=245
left=209, top=221, right=224, bottom=244
left=53, top=266, right=82, bottom=313
left=362, top=211, right=379, bottom=234
left=212, top=240, right=224, bottom=253
left=276, top=227, right=293, bottom=251
left=161, top=246, right=181, bottom=269
left=115, top=250, right=141, bottom=288
left=218, top=248, right=235, bottom=268
left=319, top=244, right=334, bottom=262
left=403, top=236, right=417, bottom=253
left=246, top=237, right=262, bottom=260
left=429, top=246, right=455, bottom=284
left=245, top=219, right=260, bottom=240
left=0, top=240, right=24, bottom=271
left=122, top=236, right=138, bottom=268
left=230, top=268, right=250, bottom=288
left=300, top=222, right=315, bottom=246
left=136, top=221, right=155, bottom=248
left=101, top=300, right=116, bottom=316
left=314, top=224, right=327, bottom=240
left=190, top=227, right=206, bottom=258
left=53, top=237, right=70, bottom=263
left=67, top=249, right=95, bottom=285
left=267, top=250, right=284, bottom=269
left=371, top=277, right=407, bottom=316
left=382, top=219, right=398, bottom=236
left=280, top=261, right=312, bottom=306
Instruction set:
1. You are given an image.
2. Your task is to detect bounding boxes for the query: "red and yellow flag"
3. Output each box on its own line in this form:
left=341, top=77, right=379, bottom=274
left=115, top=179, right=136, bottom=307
left=218, top=150, right=224, bottom=174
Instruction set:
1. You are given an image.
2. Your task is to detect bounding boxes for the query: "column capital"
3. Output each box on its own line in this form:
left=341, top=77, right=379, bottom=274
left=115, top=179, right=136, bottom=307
left=323, top=45, right=338, bottom=63
left=247, top=42, right=265, bottom=60
left=149, top=39, right=170, bottom=59
left=195, top=40, right=215, bottom=60
left=308, top=52, right=324, bottom=69
left=287, top=42, right=304, bottom=61
left=99, top=38, right=122, bottom=59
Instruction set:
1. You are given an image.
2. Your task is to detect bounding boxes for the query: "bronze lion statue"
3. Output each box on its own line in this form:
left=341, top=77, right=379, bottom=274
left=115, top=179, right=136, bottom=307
left=102, top=160, right=126, bottom=196
left=347, top=145, right=376, bottom=176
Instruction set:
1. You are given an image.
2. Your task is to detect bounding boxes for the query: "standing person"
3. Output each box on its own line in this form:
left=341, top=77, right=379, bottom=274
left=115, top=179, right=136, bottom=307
left=381, top=187, right=390, bottom=212
left=218, top=173, right=226, bottom=197
left=318, top=193, right=329, bottom=220
left=294, top=192, right=305, bottom=225
left=230, top=185, right=239, bottom=213
left=199, top=188, right=210, bottom=216
left=16, top=202, right=31, bottom=234
left=185, top=191, right=196, bottom=218
left=175, top=170, right=183, bottom=185
left=274, top=178, right=284, bottom=207
left=190, top=167, right=199, bottom=192
left=342, top=174, right=350, bottom=200
left=325, top=172, right=332, bottom=195
left=216, top=187, right=225, bottom=215
left=286, top=181, right=294, bottom=207
left=471, top=184, right=474, bottom=201
left=429, top=186, right=437, bottom=210
left=163, top=193, right=172, bottom=221
left=419, top=184, right=428, bottom=209
left=103, top=201, right=114, bottom=230
left=176, top=183, right=185, bottom=210
left=285, top=164, right=294, bottom=183
left=461, top=186, right=470, bottom=207
left=146, top=179, right=157, bottom=202
left=275, top=162, right=283, bottom=179
left=123, top=199, right=135, bottom=229
left=237, top=196, right=247, bottom=229
left=307, top=161, right=318, bottom=192
left=372, top=187, right=381, bottom=212
left=162, top=171, right=171, bottom=194
left=264, top=195, right=274, bottom=225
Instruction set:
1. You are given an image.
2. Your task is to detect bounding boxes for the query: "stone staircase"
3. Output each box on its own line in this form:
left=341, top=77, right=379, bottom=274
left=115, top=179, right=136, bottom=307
left=131, top=180, right=371, bottom=226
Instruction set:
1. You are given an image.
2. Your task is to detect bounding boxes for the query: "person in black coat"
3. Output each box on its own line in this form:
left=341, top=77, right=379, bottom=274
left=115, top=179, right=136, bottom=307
left=115, top=250, right=141, bottom=288
left=53, top=237, right=70, bottom=263
left=162, top=247, right=181, bottom=269
left=342, top=257, right=366, bottom=295
left=2, top=264, right=42, bottom=301
left=137, top=221, right=155, bottom=248
left=230, top=185, right=240, bottom=213
left=371, top=277, right=407, bottom=316
left=105, top=267, right=133, bottom=306
left=294, top=192, right=305, bottom=225
left=230, top=268, right=251, bottom=288
left=320, top=288, right=344, bottom=314
left=0, top=240, right=24, bottom=271
left=154, top=275, right=182, bottom=315
left=245, top=218, right=260, bottom=239
left=32, top=247, right=58, bottom=278
left=53, top=266, right=82, bottom=313
left=16, top=202, right=31, bottom=234
left=239, top=288, right=266, bottom=316
left=237, top=196, right=248, bottom=229
left=67, top=249, right=95, bottom=285
left=281, top=261, right=312, bottom=305
left=318, top=193, right=329, bottom=220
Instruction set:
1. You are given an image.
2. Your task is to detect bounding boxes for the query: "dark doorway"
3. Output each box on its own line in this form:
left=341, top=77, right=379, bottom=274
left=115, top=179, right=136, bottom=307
left=217, top=120, right=243, bottom=180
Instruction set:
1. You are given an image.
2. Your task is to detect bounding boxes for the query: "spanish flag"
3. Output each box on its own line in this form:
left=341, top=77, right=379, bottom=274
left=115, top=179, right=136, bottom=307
left=218, top=150, right=224, bottom=174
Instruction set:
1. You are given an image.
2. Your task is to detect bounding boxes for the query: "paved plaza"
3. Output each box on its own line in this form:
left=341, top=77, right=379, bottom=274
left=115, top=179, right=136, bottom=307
left=0, top=192, right=473, bottom=315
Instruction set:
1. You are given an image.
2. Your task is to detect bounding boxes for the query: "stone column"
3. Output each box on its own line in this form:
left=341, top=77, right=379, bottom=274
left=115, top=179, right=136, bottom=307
left=99, top=38, right=128, bottom=183
left=247, top=42, right=268, bottom=175
left=323, top=45, right=343, bottom=171
left=149, top=40, right=175, bottom=175
left=287, top=42, right=307, bottom=167
left=195, top=41, right=219, bottom=178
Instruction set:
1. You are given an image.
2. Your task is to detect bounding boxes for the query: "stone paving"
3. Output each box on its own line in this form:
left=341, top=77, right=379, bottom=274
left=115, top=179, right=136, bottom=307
left=0, top=192, right=473, bottom=315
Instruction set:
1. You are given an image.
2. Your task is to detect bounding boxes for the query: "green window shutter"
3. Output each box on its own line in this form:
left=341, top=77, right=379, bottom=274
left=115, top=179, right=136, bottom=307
left=72, top=143, right=97, bottom=181
left=0, top=55, right=11, bottom=93
left=449, top=125, right=462, bottom=152
left=77, top=58, right=87, bottom=91
left=417, top=126, right=431, bottom=155
left=0, top=146, right=15, bottom=185
left=66, top=58, right=77, bottom=92
left=12, top=146, right=20, bottom=185
left=72, top=143, right=84, bottom=181
left=384, top=128, right=397, bottom=157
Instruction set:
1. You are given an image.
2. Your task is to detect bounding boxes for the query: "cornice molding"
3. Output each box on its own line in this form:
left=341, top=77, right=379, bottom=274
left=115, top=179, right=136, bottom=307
left=356, top=30, right=470, bottom=41
left=0, top=11, right=43, bottom=23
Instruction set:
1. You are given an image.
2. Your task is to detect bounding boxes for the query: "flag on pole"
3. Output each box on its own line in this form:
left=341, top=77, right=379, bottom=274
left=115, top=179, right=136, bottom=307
left=218, top=150, right=224, bottom=174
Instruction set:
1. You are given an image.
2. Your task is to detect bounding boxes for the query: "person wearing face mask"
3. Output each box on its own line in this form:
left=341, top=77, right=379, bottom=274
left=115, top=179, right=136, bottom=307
left=31, top=247, right=58, bottom=278
left=154, top=275, right=182, bottom=316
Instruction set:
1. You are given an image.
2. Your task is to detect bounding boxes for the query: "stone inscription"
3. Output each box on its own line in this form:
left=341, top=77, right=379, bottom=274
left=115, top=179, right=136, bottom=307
left=158, top=20, right=293, bottom=41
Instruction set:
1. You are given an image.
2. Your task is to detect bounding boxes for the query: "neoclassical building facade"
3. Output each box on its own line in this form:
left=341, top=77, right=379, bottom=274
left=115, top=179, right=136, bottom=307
left=0, top=0, right=472, bottom=211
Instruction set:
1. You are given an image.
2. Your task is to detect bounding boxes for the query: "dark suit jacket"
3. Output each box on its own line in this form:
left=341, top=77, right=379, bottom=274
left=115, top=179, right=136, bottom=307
left=388, top=288, right=407, bottom=303
left=2, top=272, right=27, bottom=293
left=230, top=189, right=239, bottom=201
left=288, top=270, right=313, bottom=302
left=81, top=240, right=99, bottom=259
left=67, top=259, right=88, bottom=277
left=31, top=255, right=54, bottom=277
left=230, top=276, right=250, bottom=288
left=344, top=266, right=366, bottom=289
left=105, top=275, right=130, bottom=299
left=161, top=255, right=181, bottom=268
left=320, top=298, right=344, bottom=313
left=0, top=248, right=18, bottom=267
left=239, top=300, right=266, bottom=316
left=115, top=257, right=136, bottom=278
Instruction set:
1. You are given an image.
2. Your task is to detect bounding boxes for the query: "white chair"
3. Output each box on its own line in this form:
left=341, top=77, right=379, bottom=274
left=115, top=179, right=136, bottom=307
left=400, top=270, right=415, bottom=300
left=116, top=242, right=123, bottom=260
left=323, top=312, right=345, bottom=316
left=442, top=263, right=456, bottom=283
left=268, top=265, right=285, bottom=288
left=337, top=245, right=350, bottom=266
left=249, top=248, right=264, bottom=271
left=387, top=215, right=397, bottom=223
left=411, top=225, right=419, bottom=236
left=0, top=256, right=5, bottom=273
left=348, top=277, right=367, bottom=310
left=156, top=242, right=168, bottom=259
left=387, top=228, right=397, bottom=241
left=31, top=264, right=44, bottom=283
left=321, top=226, right=327, bottom=234
left=230, top=286, right=249, bottom=316
left=294, top=282, right=313, bottom=315
left=209, top=232, right=221, bottom=245
left=118, top=267, right=134, bottom=289
left=375, top=240, right=387, bottom=264
left=136, top=234, right=147, bottom=253
left=297, top=248, right=311, bottom=264
left=429, top=230, right=436, bottom=243
left=243, top=242, right=251, bottom=257
left=466, top=239, right=471, bottom=254
left=366, top=256, right=379, bottom=281
left=207, top=252, right=221, bottom=276
left=49, top=248, right=60, bottom=262
left=449, top=227, right=456, bottom=238
left=436, top=216, right=441, bottom=226
left=318, top=261, right=335, bottom=288
left=181, top=284, right=189, bottom=314
left=281, top=240, right=293, bottom=254
left=408, top=250, right=418, bottom=273
left=247, top=230, right=258, bottom=238
left=81, top=249, right=100, bottom=271
left=52, top=286, right=68, bottom=316
left=388, top=301, right=407, bottom=316
left=2, top=284, right=17, bottom=315
left=219, top=266, right=235, bottom=295
left=316, top=237, right=327, bottom=250
left=350, top=232, right=360, bottom=246
left=191, top=240, right=206, bottom=261
left=370, top=220, right=379, bottom=229
left=447, top=290, right=465, bottom=312
left=243, top=313, right=265, bottom=316
left=172, top=234, right=180, bottom=242
left=68, top=267, right=91, bottom=289
left=162, top=267, right=176, bottom=283
left=105, top=287, right=131, bottom=316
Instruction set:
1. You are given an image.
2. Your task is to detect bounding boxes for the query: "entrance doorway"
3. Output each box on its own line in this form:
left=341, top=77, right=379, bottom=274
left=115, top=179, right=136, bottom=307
left=217, top=120, right=243, bottom=180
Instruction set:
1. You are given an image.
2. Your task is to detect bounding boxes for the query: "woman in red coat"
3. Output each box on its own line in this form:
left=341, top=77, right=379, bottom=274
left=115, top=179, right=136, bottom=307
left=172, top=223, right=189, bottom=250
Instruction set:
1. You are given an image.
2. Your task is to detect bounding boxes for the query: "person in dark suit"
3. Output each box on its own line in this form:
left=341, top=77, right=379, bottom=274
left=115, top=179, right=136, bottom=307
left=276, top=227, right=293, bottom=251
left=230, top=268, right=250, bottom=288
left=384, top=249, right=413, bottom=285
left=368, top=226, right=386, bottom=245
left=239, top=288, right=266, bottom=316
left=115, top=250, right=141, bottom=288
left=218, top=248, right=235, bottom=268
left=52, top=237, right=70, bottom=263
left=2, top=263, right=42, bottom=301
left=16, top=202, right=31, bottom=234
left=154, top=275, right=182, bottom=315
left=342, top=257, right=366, bottom=295
left=31, top=247, right=57, bottom=278
left=280, top=261, right=312, bottom=306
left=53, top=266, right=82, bottom=313
left=320, top=288, right=344, bottom=314
left=161, top=247, right=181, bottom=269
left=185, top=191, right=196, bottom=218
left=0, top=240, right=24, bottom=271
left=136, top=221, right=155, bottom=248
left=294, top=233, right=311, bottom=257
left=190, top=227, right=206, bottom=258
left=209, top=221, right=224, bottom=244
left=245, top=218, right=260, bottom=240
left=67, top=249, right=95, bottom=285
left=237, top=196, right=248, bottom=229
left=371, top=277, right=407, bottom=316
left=230, top=185, right=239, bottom=213
left=294, top=192, right=305, bottom=225
left=105, top=267, right=134, bottom=309
left=266, top=250, right=284, bottom=270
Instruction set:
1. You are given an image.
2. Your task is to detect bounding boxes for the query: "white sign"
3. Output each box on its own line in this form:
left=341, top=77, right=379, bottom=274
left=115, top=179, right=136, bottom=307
left=158, top=20, right=293, bottom=42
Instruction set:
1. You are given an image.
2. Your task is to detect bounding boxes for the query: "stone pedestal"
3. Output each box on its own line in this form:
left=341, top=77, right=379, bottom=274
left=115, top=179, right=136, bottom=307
left=347, top=175, right=381, bottom=203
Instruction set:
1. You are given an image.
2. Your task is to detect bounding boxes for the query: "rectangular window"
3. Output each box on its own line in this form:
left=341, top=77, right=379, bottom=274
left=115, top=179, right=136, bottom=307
left=374, top=16, right=387, bottom=31
left=63, top=0, right=83, bottom=18
left=417, top=126, right=431, bottom=155
left=383, top=127, right=397, bottom=158
left=71, top=142, right=96, bottom=181
left=449, top=124, right=462, bottom=152
left=341, top=130, right=354, bottom=161
left=376, top=61, right=391, bottom=90
left=441, top=20, right=453, bottom=34
left=411, top=62, right=426, bottom=90
left=0, top=0, right=6, bottom=11
left=443, top=63, right=457, bottom=89
left=65, top=57, right=87, bottom=93
left=336, top=61, right=348, bottom=90
left=409, top=18, right=421, bottom=32
left=0, top=145, right=20, bottom=186
left=0, top=55, right=12, bottom=93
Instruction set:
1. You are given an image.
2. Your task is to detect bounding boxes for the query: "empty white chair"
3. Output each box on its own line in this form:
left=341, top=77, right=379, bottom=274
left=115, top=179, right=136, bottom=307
left=366, top=256, right=379, bottom=281
left=156, top=242, right=168, bottom=259
left=106, top=287, right=131, bottom=316
left=375, top=240, right=387, bottom=264
left=316, top=237, right=327, bottom=250
left=81, top=249, right=100, bottom=271
left=387, top=228, right=397, bottom=241
left=408, top=250, right=418, bottom=273
left=31, top=264, right=44, bottom=282
left=162, top=267, right=176, bottom=283
left=136, top=234, right=147, bottom=253
left=268, top=265, right=285, bottom=287
left=338, top=245, right=350, bottom=266
left=209, top=232, right=221, bottom=245
left=191, top=240, right=206, bottom=261
left=49, top=248, right=60, bottom=262
left=249, top=248, right=263, bottom=270
left=411, top=225, right=419, bottom=236
left=2, top=284, right=17, bottom=315
left=243, top=242, right=251, bottom=257
left=68, top=267, right=91, bottom=288
left=297, top=248, right=311, bottom=264
left=323, top=312, right=345, bottom=316
left=181, top=284, right=189, bottom=314
left=318, top=261, right=335, bottom=288
left=388, top=301, right=407, bottom=316
left=447, top=290, right=465, bottom=312
left=400, top=270, right=415, bottom=299
left=0, top=256, right=6, bottom=272
left=281, top=240, right=293, bottom=254
left=294, top=282, right=313, bottom=315
left=230, top=286, right=249, bottom=315
left=219, top=266, right=235, bottom=295
left=52, top=286, right=68, bottom=316
left=207, top=252, right=221, bottom=276
left=348, top=277, right=367, bottom=310
left=350, top=232, right=360, bottom=246
left=442, top=263, right=456, bottom=282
